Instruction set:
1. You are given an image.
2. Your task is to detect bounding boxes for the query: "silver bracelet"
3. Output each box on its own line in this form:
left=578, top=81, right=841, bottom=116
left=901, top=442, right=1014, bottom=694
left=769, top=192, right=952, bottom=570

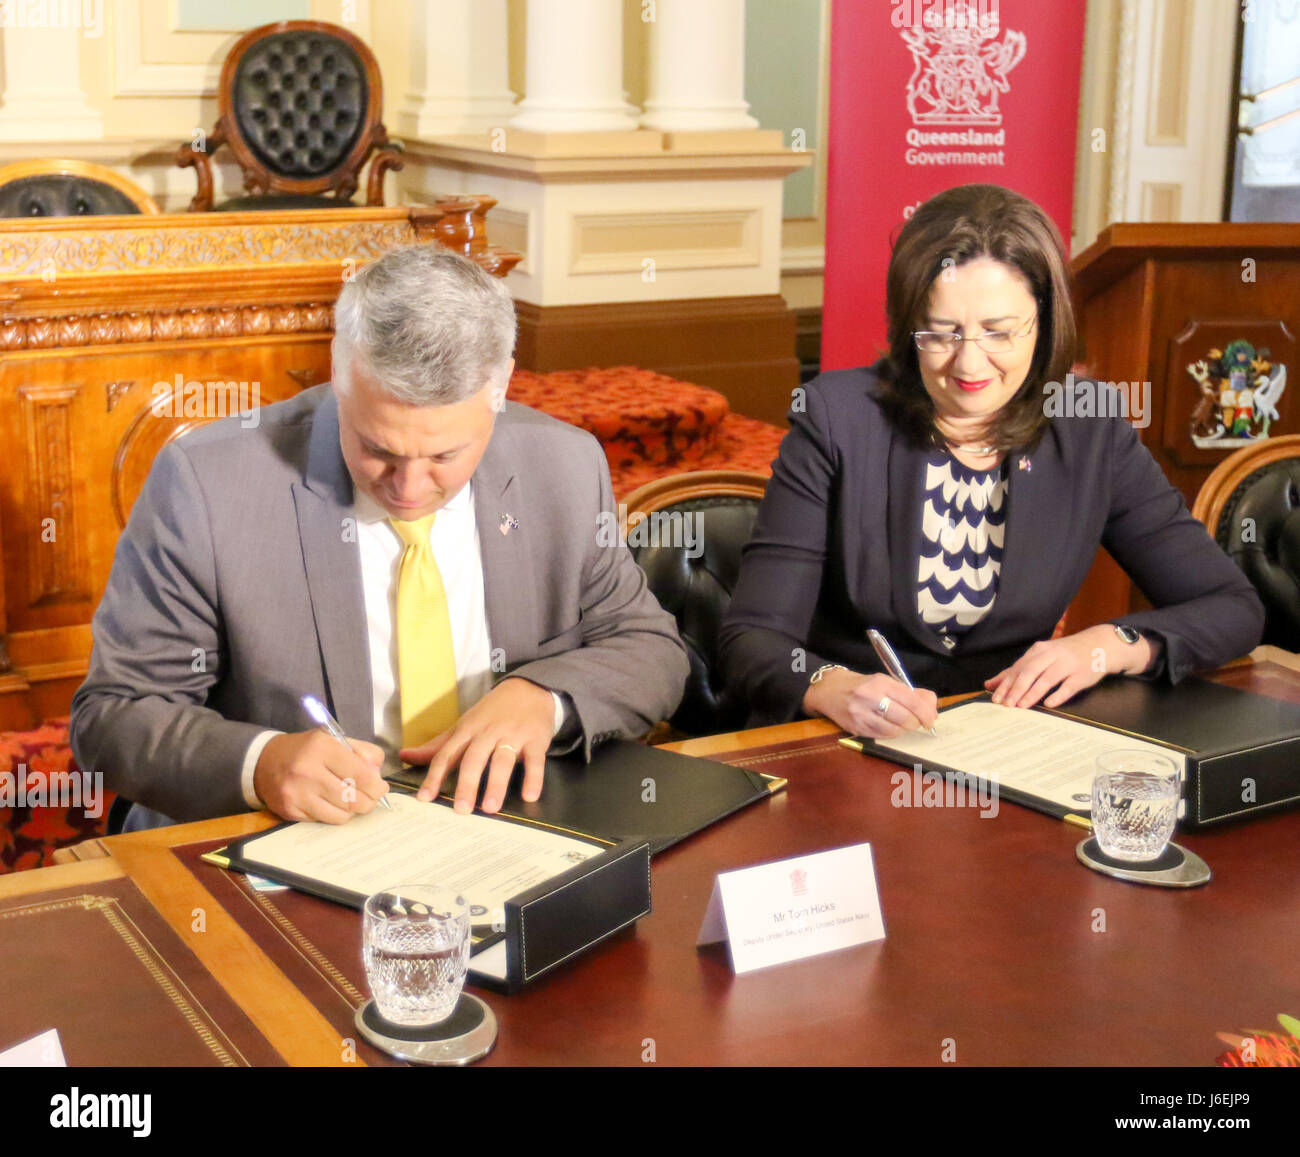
left=809, top=663, right=847, bottom=685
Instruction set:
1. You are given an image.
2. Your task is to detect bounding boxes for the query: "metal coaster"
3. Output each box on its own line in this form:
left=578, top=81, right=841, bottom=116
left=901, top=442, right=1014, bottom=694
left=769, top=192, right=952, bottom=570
left=355, top=993, right=497, bottom=1065
left=1076, top=837, right=1211, bottom=888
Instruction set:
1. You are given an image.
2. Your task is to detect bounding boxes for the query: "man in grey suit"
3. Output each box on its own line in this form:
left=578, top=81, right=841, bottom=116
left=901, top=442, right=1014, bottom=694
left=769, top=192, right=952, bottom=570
left=71, top=246, right=688, bottom=826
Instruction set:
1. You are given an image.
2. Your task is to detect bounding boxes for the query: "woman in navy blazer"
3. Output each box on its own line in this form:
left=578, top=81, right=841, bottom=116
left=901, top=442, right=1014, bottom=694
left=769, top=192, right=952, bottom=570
left=719, top=184, right=1264, bottom=737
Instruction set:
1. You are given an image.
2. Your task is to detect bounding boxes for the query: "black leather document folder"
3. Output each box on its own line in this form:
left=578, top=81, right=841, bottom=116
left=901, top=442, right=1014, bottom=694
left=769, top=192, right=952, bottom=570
left=472, top=837, right=651, bottom=993
left=388, top=738, right=786, bottom=854
left=209, top=813, right=651, bottom=995
left=1047, top=677, right=1300, bottom=828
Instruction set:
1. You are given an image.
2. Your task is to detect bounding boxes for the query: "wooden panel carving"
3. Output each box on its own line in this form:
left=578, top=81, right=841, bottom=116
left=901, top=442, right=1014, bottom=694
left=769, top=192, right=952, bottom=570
left=106, top=342, right=333, bottom=528
left=19, top=385, right=84, bottom=608
left=0, top=302, right=337, bottom=350
left=0, top=218, right=416, bottom=276
left=105, top=380, right=135, bottom=411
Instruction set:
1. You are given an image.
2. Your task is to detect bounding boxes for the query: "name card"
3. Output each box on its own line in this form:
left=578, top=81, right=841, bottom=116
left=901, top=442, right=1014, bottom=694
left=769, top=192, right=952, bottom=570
left=0, top=1028, right=66, bottom=1067
left=696, top=843, right=886, bottom=974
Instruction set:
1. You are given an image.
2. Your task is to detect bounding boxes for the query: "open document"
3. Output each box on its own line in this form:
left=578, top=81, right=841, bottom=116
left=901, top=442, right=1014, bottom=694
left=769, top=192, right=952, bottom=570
left=217, top=791, right=605, bottom=924
left=870, top=700, right=1187, bottom=816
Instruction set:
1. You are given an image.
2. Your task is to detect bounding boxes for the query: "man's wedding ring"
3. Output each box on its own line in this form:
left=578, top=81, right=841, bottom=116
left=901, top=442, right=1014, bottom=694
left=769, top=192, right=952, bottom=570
left=496, top=743, right=518, bottom=754
left=876, top=697, right=892, bottom=717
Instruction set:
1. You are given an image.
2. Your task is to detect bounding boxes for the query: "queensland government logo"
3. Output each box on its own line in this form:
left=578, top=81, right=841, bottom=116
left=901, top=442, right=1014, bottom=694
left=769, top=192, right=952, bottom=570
left=898, top=0, right=1025, bottom=126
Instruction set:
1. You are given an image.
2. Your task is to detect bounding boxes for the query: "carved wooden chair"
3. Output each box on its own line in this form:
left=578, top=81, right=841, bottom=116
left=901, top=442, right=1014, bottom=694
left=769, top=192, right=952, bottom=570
left=177, top=20, right=403, bottom=211
left=1193, top=435, right=1300, bottom=652
left=0, top=159, right=159, bottom=217
left=621, top=471, right=769, bottom=737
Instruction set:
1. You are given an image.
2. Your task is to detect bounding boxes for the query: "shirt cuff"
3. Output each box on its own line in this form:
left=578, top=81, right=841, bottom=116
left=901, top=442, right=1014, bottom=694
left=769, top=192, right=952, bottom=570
left=549, top=690, right=584, bottom=755
left=551, top=691, right=566, bottom=735
left=240, top=729, right=282, bottom=810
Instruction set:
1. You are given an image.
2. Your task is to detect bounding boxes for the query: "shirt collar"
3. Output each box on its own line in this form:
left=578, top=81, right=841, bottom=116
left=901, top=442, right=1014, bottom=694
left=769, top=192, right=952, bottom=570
left=352, top=481, right=474, bottom=526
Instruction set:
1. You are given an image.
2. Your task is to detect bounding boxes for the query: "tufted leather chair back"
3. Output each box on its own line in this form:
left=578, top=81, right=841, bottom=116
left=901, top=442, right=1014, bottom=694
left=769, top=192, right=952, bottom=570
left=0, top=175, right=140, bottom=218
left=1213, top=460, right=1300, bottom=650
left=623, top=472, right=768, bottom=736
left=232, top=29, right=367, bottom=180
left=1195, top=435, right=1300, bottom=652
left=177, top=20, right=403, bottom=211
left=0, top=160, right=158, bottom=218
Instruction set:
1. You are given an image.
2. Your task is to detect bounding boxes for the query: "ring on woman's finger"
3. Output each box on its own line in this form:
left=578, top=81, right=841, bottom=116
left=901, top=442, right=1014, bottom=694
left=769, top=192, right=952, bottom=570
left=495, top=743, right=518, bottom=755
left=876, top=696, right=892, bottom=716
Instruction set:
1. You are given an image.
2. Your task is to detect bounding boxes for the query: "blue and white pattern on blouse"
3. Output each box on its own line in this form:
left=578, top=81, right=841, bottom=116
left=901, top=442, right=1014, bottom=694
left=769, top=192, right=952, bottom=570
left=916, top=453, right=1007, bottom=636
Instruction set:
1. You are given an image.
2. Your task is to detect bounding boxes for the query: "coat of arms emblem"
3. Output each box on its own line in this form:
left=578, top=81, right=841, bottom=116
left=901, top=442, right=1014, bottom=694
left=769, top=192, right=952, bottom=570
left=899, top=1, right=1026, bottom=125
left=1188, top=340, right=1288, bottom=449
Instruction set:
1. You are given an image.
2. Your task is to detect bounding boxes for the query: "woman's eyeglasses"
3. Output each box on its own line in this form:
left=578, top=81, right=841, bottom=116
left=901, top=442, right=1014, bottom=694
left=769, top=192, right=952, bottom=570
left=912, top=312, right=1037, bottom=356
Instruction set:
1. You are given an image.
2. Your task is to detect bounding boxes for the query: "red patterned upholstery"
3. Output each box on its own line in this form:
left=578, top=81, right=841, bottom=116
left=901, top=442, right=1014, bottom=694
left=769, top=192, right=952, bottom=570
left=0, top=718, right=112, bottom=872
left=508, top=366, right=784, bottom=498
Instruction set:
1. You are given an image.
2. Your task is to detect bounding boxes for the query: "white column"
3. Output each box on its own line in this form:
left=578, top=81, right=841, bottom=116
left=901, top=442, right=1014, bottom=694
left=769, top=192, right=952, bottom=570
left=509, top=0, right=639, bottom=133
left=640, top=0, right=758, bottom=132
left=398, top=0, right=518, bottom=137
left=0, top=25, right=103, bottom=141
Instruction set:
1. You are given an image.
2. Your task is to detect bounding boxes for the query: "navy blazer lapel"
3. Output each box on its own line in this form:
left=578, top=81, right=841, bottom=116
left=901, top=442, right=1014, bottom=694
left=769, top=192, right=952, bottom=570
left=292, top=390, right=373, bottom=738
left=474, top=410, right=538, bottom=671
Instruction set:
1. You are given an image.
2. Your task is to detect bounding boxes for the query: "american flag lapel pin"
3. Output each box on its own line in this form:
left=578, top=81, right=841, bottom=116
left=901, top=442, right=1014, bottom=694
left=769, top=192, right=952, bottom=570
left=499, top=513, right=519, bottom=536
left=1017, top=456, right=1032, bottom=472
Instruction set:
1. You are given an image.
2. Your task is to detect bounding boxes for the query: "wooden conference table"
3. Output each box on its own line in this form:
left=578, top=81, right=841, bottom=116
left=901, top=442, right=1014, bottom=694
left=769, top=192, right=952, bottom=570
left=4, top=650, right=1299, bottom=1066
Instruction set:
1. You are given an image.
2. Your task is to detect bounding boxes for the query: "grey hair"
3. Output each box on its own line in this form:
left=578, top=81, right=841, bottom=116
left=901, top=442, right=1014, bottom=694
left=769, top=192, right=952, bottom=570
left=332, top=245, right=517, bottom=405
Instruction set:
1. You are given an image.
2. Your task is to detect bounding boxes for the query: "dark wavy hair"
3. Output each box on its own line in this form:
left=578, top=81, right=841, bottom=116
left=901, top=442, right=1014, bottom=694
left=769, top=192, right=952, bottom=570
left=877, top=184, right=1078, bottom=451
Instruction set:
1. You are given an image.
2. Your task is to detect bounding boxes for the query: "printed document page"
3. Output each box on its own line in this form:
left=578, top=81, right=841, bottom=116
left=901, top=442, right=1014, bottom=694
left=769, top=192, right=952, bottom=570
left=242, top=791, right=601, bottom=918
left=873, top=701, right=1186, bottom=812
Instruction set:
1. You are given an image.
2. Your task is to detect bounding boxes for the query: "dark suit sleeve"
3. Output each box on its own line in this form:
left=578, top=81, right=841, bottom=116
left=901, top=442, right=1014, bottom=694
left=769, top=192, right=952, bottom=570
left=508, top=436, right=689, bottom=757
left=718, top=385, right=841, bottom=723
left=69, top=443, right=266, bottom=821
left=1101, top=417, right=1265, bottom=680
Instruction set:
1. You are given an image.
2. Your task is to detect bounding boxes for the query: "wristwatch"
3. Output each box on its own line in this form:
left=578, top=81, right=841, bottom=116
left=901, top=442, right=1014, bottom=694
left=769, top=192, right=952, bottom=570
left=809, top=663, right=846, bottom=684
left=1113, top=625, right=1141, bottom=645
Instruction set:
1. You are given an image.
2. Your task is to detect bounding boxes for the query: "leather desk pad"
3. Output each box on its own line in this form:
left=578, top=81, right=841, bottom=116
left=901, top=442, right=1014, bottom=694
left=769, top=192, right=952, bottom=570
left=170, top=839, right=406, bottom=1067
left=0, top=875, right=285, bottom=1066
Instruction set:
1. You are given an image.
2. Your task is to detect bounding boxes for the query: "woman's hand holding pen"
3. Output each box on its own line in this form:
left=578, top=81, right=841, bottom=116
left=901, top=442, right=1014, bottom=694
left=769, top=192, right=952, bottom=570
left=803, top=668, right=939, bottom=739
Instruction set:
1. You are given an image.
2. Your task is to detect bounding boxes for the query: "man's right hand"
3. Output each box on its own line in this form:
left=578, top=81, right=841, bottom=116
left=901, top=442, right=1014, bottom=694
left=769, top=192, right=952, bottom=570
left=253, top=730, right=389, bottom=823
left=802, top=669, right=938, bottom=739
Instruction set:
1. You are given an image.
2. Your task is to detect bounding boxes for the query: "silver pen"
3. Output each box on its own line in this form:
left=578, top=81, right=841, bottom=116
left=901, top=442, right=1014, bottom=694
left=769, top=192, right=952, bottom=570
left=866, top=629, right=939, bottom=737
left=301, top=694, right=393, bottom=810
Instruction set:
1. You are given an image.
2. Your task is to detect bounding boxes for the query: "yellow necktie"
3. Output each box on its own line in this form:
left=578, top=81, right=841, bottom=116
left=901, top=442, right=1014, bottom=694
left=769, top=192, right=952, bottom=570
left=390, top=514, right=460, bottom=749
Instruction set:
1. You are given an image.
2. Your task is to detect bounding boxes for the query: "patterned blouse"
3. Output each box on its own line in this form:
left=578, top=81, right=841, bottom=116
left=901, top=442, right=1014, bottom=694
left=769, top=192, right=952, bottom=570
left=916, top=452, right=1008, bottom=643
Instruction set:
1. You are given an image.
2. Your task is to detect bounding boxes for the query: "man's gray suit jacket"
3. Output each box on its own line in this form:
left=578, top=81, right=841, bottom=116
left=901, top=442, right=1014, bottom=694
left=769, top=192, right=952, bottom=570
left=70, top=385, right=689, bottom=821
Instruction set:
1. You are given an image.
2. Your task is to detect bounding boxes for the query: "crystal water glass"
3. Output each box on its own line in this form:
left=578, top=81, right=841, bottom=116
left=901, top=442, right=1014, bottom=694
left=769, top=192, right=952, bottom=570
left=1091, top=751, right=1180, bottom=862
left=362, top=886, right=470, bottom=1026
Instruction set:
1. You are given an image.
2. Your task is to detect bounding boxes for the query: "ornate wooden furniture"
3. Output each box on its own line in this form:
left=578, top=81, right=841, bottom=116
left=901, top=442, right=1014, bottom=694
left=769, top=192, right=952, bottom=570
left=0, top=160, right=159, bottom=217
left=177, top=20, right=403, bottom=212
left=1063, top=223, right=1300, bottom=633
left=0, top=198, right=519, bottom=728
left=1193, top=434, right=1300, bottom=651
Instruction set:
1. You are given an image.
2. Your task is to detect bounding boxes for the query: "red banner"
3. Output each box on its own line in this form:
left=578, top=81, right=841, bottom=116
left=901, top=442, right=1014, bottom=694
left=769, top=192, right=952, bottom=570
left=822, top=0, right=1087, bottom=371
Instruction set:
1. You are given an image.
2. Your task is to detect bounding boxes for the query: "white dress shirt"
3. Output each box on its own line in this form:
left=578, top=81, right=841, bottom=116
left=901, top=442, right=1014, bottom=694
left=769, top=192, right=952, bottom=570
left=238, top=480, right=565, bottom=807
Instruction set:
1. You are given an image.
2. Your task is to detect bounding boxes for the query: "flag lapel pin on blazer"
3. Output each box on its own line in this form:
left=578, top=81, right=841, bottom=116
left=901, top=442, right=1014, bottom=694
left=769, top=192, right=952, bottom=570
left=499, top=513, right=519, bottom=535
left=1017, top=456, right=1032, bottom=472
